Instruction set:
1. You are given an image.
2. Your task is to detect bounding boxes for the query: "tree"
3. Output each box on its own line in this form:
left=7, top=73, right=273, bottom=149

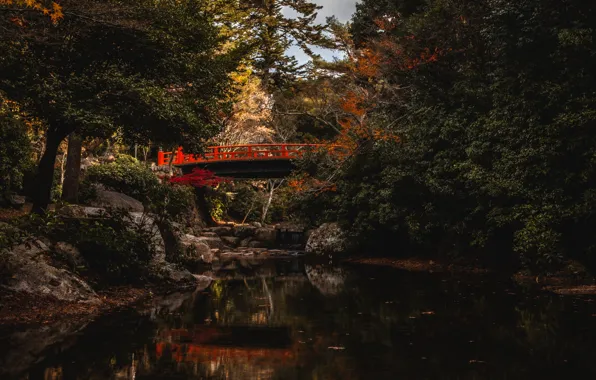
left=0, top=0, right=244, bottom=213
left=216, top=71, right=274, bottom=145
left=214, top=0, right=333, bottom=91
left=295, top=0, right=596, bottom=271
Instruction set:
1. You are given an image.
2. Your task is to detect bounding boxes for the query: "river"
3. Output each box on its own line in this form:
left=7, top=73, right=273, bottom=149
left=2, top=256, right=596, bottom=379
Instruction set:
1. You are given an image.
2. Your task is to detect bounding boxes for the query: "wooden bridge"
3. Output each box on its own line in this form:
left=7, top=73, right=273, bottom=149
left=157, top=144, right=327, bottom=178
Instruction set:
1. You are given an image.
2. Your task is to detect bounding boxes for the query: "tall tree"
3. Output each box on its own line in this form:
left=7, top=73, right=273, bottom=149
left=216, top=0, right=333, bottom=90
left=0, top=0, right=244, bottom=213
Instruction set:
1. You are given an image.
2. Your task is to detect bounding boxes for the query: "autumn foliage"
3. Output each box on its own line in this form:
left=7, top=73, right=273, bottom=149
left=1, top=0, right=63, bottom=23
left=170, top=168, right=227, bottom=188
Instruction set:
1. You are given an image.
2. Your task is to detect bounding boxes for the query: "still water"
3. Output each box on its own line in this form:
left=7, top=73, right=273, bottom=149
left=2, top=257, right=596, bottom=379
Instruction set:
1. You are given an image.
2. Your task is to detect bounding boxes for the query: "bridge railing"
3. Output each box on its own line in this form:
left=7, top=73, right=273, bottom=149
left=157, top=144, right=328, bottom=166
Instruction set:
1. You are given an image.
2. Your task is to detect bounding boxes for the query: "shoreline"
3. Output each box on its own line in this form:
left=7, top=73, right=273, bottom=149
left=345, top=256, right=596, bottom=295
left=0, top=283, right=193, bottom=328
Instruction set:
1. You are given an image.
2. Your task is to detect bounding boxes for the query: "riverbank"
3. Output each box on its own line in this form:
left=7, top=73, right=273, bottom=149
left=0, top=284, right=193, bottom=327
left=345, top=257, right=491, bottom=274
left=346, top=256, right=596, bottom=295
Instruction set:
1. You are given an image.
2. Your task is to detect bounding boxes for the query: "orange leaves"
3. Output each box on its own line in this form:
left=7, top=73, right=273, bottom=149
left=404, top=47, right=446, bottom=70
left=354, top=48, right=382, bottom=78
left=10, top=16, right=26, bottom=27
left=340, top=91, right=367, bottom=118
left=289, top=175, right=337, bottom=195
left=0, top=0, right=63, bottom=23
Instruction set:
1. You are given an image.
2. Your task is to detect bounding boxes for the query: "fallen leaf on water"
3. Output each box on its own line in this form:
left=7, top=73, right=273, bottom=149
left=422, top=311, right=435, bottom=315
left=328, top=346, right=345, bottom=350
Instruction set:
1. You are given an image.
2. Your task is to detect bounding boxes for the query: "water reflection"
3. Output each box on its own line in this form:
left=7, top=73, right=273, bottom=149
left=3, top=258, right=596, bottom=379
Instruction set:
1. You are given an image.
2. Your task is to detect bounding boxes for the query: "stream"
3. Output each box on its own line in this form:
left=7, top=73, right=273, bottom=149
left=2, top=256, right=596, bottom=379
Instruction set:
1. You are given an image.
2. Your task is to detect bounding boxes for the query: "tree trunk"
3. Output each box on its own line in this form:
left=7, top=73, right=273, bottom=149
left=261, top=179, right=283, bottom=224
left=62, top=133, right=83, bottom=203
left=32, top=130, right=63, bottom=214
left=195, top=186, right=216, bottom=227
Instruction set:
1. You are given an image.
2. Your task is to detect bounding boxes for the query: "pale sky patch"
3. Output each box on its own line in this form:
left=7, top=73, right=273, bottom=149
left=284, top=0, right=358, bottom=63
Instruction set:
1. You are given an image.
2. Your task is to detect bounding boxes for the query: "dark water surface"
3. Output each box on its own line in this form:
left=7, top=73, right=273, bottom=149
left=3, top=257, right=596, bottom=379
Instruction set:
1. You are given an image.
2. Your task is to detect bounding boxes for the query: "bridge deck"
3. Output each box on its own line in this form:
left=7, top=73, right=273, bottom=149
left=157, top=144, right=324, bottom=167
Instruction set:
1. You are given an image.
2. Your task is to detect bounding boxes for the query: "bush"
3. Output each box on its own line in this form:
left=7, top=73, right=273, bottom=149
left=147, top=182, right=196, bottom=223
left=75, top=211, right=156, bottom=283
left=0, top=103, right=33, bottom=197
left=84, top=154, right=159, bottom=202
left=14, top=209, right=157, bottom=283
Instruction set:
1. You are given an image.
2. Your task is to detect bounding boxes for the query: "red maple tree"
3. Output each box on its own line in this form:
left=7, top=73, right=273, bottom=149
left=169, top=168, right=227, bottom=188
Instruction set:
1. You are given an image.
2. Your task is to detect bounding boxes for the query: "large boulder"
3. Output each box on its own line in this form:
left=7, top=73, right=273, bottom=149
left=90, top=190, right=144, bottom=212
left=1, top=240, right=99, bottom=303
left=305, top=223, right=348, bottom=255
left=180, top=234, right=214, bottom=264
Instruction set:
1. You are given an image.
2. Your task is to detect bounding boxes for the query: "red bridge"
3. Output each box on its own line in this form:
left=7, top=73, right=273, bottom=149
left=157, top=144, right=327, bottom=178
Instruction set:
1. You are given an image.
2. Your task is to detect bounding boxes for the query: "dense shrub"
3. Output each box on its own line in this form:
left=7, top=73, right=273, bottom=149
left=147, top=182, right=196, bottom=223
left=84, top=155, right=159, bottom=202
left=83, top=154, right=196, bottom=223
left=14, top=210, right=157, bottom=283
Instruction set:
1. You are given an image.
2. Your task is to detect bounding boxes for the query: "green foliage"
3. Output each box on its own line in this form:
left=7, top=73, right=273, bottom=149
left=147, top=181, right=196, bottom=223
left=299, top=0, right=596, bottom=272
left=0, top=102, right=33, bottom=197
left=84, top=155, right=159, bottom=202
left=84, top=154, right=197, bottom=223
left=14, top=209, right=156, bottom=283
left=0, top=222, right=27, bottom=252
left=75, top=212, right=155, bottom=283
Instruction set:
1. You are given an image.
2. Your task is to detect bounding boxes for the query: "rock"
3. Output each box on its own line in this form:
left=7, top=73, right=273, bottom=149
left=1, top=240, right=99, bottom=303
left=191, top=274, right=213, bottom=291
left=239, top=237, right=252, bottom=247
left=201, top=231, right=219, bottom=238
left=233, top=225, right=257, bottom=239
left=56, top=205, right=89, bottom=219
left=254, top=228, right=277, bottom=244
left=129, top=212, right=166, bottom=261
left=90, top=190, right=144, bottom=212
left=56, top=205, right=106, bottom=218
left=53, top=242, right=86, bottom=268
left=196, top=236, right=226, bottom=250
left=222, top=236, right=241, bottom=247
left=250, top=222, right=263, bottom=228
left=7, top=194, right=26, bottom=208
left=180, top=234, right=213, bottom=264
left=305, top=223, right=347, bottom=255
left=209, top=226, right=233, bottom=237
left=305, top=265, right=348, bottom=296
left=248, top=240, right=265, bottom=248
left=150, top=262, right=196, bottom=284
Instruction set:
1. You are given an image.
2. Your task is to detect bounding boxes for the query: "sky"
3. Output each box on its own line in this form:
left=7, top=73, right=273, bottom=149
left=284, top=0, right=359, bottom=63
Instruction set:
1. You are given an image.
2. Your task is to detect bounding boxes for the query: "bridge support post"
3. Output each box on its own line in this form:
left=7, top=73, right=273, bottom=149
left=176, top=147, right=184, bottom=165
